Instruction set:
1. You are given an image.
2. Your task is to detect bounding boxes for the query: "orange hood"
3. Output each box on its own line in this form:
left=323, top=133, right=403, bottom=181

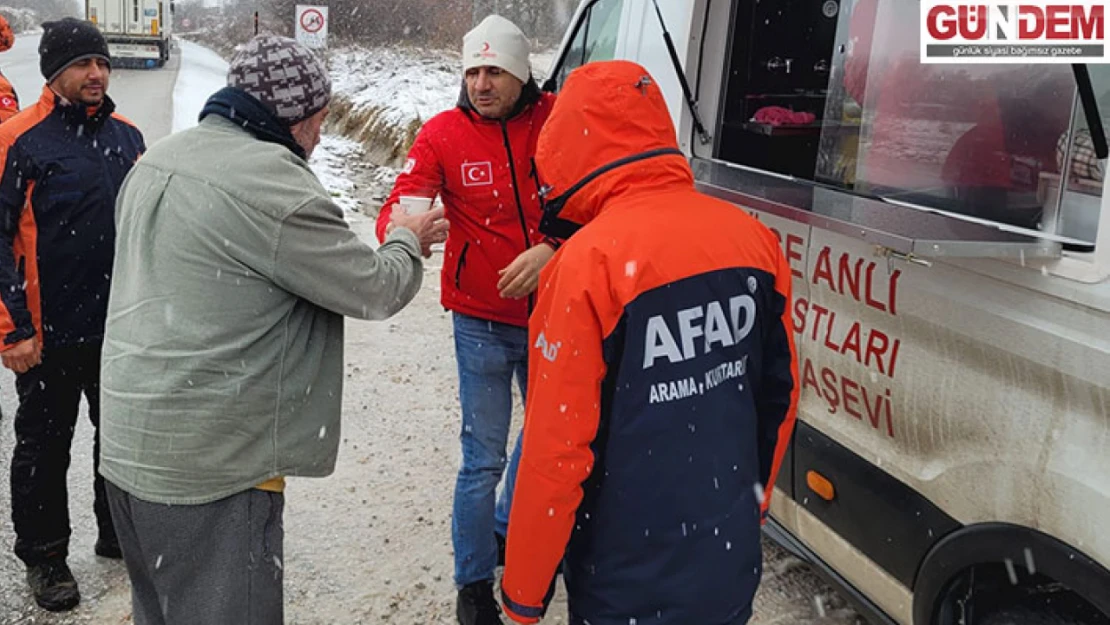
left=535, top=60, right=693, bottom=238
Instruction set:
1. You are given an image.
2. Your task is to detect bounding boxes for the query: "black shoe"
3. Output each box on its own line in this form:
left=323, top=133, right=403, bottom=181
left=457, top=580, right=504, bottom=625
left=94, top=536, right=122, bottom=559
left=26, top=559, right=80, bottom=612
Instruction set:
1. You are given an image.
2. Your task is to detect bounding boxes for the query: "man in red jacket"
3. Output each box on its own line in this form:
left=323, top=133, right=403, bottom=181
left=377, top=14, right=556, bottom=625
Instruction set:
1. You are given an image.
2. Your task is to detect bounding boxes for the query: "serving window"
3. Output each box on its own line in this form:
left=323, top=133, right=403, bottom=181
left=716, top=0, right=1105, bottom=251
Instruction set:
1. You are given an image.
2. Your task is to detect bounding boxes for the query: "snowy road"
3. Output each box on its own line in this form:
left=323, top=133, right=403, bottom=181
left=0, top=32, right=864, bottom=625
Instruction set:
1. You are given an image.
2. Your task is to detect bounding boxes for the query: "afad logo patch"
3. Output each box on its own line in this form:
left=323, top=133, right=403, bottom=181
left=402, top=158, right=416, bottom=175
left=461, top=161, right=493, bottom=187
left=534, top=331, right=561, bottom=362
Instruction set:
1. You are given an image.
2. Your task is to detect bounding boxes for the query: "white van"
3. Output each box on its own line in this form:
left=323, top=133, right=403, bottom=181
left=546, top=1, right=1110, bottom=623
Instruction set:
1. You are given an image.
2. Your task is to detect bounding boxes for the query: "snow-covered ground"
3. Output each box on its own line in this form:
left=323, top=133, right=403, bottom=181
left=171, top=40, right=227, bottom=133
left=330, top=46, right=462, bottom=129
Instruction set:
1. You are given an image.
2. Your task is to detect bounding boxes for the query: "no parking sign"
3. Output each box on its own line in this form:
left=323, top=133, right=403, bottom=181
left=295, top=5, right=328, bottom=49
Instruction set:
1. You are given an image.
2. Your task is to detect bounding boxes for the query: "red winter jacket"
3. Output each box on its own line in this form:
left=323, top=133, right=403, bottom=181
left=377, top=91, right=556, bottom=328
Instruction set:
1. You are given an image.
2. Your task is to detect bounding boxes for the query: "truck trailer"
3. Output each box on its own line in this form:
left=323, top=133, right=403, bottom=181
left=86, top=0, right=173, bottom=68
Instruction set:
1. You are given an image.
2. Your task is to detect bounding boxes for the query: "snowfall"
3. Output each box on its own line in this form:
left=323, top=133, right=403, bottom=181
left=0, top=38, right=862, bottom=625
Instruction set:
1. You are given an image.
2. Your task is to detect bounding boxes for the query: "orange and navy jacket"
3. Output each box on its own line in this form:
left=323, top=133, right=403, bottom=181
left=0, top=87, right=144, bottom=349
left=376, top=87, right=556, bottom=328
left=500, top=61, right=799, bottom=625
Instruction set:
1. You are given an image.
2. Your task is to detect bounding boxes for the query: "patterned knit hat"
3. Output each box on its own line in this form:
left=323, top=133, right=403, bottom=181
left=227, top=35, right=331, bottom=125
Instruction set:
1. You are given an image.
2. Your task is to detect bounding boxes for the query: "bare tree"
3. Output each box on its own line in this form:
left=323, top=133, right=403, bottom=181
left=1, top=0, right=79, bottom=23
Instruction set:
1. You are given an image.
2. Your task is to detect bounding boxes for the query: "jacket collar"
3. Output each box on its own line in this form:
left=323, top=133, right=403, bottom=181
left=199, top=87, right=306, bottom=160
left=40, top=84, right=116, bottom=130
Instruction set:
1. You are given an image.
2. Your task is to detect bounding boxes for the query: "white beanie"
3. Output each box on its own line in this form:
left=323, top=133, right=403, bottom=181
left=463, top=15, right=531, bottom=83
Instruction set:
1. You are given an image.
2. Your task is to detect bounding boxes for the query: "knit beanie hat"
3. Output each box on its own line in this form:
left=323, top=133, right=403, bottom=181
left=39, top=18, right=111, bottom=82
left=463, top=15, right=531, bottom=83
left=227, top=35, right=331, bottom=125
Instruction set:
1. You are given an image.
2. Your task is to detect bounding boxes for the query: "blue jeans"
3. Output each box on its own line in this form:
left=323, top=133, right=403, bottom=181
left=451, top=313, right=527, bottom=587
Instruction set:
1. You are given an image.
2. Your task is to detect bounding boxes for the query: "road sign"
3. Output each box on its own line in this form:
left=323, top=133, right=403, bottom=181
left=295, top=5, right=328, bottom=49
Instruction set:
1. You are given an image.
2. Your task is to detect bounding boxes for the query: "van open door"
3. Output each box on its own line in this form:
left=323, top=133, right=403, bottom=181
left=550, top=0, right=1106, bottom=263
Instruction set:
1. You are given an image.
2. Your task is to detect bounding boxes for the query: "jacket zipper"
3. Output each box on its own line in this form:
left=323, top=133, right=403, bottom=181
left=454, top=242, right=470, bottom=290
left=500, top=121, right=536, bottom=313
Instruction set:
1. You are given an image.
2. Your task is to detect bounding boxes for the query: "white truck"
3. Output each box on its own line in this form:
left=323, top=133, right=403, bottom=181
left=547, top=1, right=1110, bottom=624
left=86, top=0, right=173, bottom=68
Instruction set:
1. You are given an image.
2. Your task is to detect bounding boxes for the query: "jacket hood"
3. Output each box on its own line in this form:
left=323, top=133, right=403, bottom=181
left=534, top=60, right=693, bottom=238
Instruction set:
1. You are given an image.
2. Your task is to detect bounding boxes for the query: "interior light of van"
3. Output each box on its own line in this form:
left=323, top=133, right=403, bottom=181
left=806, top=471, right=836, bottom=502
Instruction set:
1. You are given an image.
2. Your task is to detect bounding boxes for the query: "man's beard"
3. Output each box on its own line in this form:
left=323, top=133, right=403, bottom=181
left=77, top=84, right=105, bottom=107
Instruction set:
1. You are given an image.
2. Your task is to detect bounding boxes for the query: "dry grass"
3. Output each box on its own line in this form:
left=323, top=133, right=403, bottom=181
left=323, top=94, right=424, bottom=170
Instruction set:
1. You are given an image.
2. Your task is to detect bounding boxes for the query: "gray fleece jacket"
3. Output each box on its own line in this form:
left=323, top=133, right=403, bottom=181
left=99, top=115, right=423, bottom=504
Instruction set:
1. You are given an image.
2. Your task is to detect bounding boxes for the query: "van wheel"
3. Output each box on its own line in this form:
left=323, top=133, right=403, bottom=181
left=981, top=608, right=1080, bottom=625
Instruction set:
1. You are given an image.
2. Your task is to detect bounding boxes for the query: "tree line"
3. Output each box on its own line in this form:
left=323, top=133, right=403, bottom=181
left=177, top=0, right=576, bottom=50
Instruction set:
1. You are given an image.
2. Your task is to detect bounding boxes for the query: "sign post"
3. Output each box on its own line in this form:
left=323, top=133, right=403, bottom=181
left=295, top=5, right=329, bottom=49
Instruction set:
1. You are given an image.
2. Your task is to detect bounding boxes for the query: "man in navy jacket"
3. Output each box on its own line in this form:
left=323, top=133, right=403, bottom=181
left=0, top=17, right=145, bottom=612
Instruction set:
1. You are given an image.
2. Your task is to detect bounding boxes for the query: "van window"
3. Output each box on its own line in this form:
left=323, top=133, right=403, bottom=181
left=557, top=0, right=625, bottom=87
left=717, top=0, right=1100, bottom=247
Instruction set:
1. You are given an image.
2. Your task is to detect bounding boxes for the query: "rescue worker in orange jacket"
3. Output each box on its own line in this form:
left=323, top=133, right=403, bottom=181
left=0, top=13, right=19, bottom=122
left=499, top=61, right=800, bottom=625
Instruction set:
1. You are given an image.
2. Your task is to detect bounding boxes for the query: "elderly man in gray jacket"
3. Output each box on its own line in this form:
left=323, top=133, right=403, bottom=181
left=99, top=36, right=446, bottom=624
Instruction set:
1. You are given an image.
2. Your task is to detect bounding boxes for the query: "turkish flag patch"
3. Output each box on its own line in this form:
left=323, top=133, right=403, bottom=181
left=461, top=161, right=493, bottom=187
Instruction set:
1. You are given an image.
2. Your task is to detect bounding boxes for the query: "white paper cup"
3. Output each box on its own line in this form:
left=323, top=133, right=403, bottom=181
left=398, top=196, right=434, bottom=215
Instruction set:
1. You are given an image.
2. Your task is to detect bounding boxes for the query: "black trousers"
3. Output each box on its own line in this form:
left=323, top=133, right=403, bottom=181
left=10, top=342, right=113, bottom=565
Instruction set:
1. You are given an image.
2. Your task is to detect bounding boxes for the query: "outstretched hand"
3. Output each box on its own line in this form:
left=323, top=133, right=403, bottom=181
left=389, top=206, right=449, bottom=258
left=498, top=243, right=556, bottom=299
